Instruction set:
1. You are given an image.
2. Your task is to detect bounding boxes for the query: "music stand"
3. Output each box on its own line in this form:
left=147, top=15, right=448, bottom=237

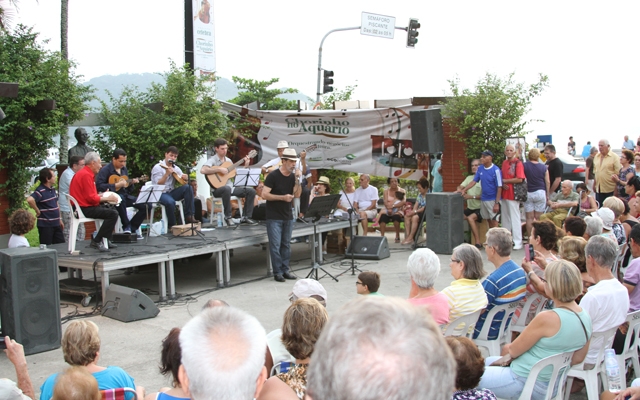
left=136, top=184, right=164, bottom=241
left=304, top=194, right=341, bottom=282
left=234, top=168, right=260, bottom=187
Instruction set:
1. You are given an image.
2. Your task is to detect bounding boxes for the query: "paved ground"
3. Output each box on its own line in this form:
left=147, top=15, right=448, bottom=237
left=0, top=232, right=593, bottom=399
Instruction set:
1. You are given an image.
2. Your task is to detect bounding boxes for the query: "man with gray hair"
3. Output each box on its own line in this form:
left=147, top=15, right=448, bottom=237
left=593, top=139, right=621, bottom=205
left=306, top=296, right=456, bottom=400
left=540, top=180, right=580, bottom=228
left=581, top=235, right=629, bottom=366
left=473, top=227, right=526, bottom=340
left=354, top=174, right=379, bottom=236
left=179, top=307, right=268, bottom=400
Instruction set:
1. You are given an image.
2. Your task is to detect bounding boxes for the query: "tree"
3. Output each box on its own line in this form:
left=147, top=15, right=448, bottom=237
left=58, top=0, right=69, bottom=164
left=313, top=83, right=358, bottom=110
left=0, top=25, right=93, bottom=211
left=228, top=77, right=298, bottom=110
left=93, top=62, right=227, bottom=179
left=443, top=72, right=549, bottom=165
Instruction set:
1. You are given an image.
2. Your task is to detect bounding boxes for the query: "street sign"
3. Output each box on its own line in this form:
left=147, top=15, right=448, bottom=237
left=360, top=12, right=395, bottom=39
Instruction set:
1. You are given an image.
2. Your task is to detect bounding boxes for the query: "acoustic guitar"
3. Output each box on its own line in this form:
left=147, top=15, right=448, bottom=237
left=263, top=144, right=318, bottom=176
left=205, top=150, right=258, bottom=189
left=159, top=163, right=186, bottom=186
left=108, top=174, right=148, bottom=188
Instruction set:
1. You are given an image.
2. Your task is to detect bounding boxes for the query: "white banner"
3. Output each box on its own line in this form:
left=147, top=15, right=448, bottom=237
left=227, top=104, right=438, bottom=181
left=192, top=0, right=216, bottom=80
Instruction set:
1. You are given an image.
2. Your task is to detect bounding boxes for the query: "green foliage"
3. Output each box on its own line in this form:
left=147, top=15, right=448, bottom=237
left=443, top=72, right=549, bottom=165
left=93, top=62, right=227, bottom=179
left=228, top=76, right=298, bottom=110
left=313, top=84, right=358, bottom=110
left=316, top=169, right=355, bottom=194
left=0, top=25, right=93, bottom=212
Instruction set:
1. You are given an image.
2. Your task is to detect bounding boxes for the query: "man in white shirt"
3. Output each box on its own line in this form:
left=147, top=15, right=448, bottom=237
left=354, top=174, right=379, bottom=236
left=581, top=235, right=629, bottom=365
left=150, top=146, right=196, bottom=228
left=58, top=155, right=86, bottom=242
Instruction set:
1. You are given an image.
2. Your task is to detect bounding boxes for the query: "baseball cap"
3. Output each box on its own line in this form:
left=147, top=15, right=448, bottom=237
left=289, top=279, right=327, bottom=302
left=277, top=140, right=289, bottom=149
left=481, top=150, right=494, bottom=157
left=592, top=208, right=614, bottom=230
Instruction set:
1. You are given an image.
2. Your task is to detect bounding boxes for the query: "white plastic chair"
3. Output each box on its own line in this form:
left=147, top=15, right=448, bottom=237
left=501, top=351, right=574, bottom=400
left=612, top=243, right=626, bottom=281
left=443, top=309, right=482, bottom=338
left=150, top=200, right=185, bottom=235
left=616, top=310, right=640, bottom=390
left=65, top=194, right=105, bottom=253
left=473, top=301, right=519, bottom=357
left=509, top=293, right=550, bottom=341
left=563, top=326, right=618, bottom=400
left=210, top=196, right=243, bottom=218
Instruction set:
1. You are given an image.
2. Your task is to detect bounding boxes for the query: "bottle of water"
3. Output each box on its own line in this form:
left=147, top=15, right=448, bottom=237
left=217, top=212, right=223, bottom=227
left=604, top=349, right=622, bottom=393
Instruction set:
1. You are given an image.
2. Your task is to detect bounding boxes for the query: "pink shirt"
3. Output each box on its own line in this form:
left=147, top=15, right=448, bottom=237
left=408, top=292, right=450, bottom=325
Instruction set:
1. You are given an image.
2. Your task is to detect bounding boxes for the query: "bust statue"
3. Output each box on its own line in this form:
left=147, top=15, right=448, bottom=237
left=68, top=128, right=94, bottom=159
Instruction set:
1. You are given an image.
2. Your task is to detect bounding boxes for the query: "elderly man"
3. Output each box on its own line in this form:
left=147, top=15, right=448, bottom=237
left=540, top=180, right=580, bottom=228
left=306, top=296, right=456, bottom=400
left=544, top=144, right=563, bottom=193
left=623, top=135, right=635, bottom=151
left=0, top=336, right=35, bottom=400
left=178, top=307, right=268, bottom=400
left=69, top=152, right=120, bottom=252
left=459, top=150, right=502, bottom=229
left=354, top=174, right=379, bottom=236
left=473, top=228, right=526, bottom=340
left=501, top=144, right=526, bottom=249
left=58, top=155, right=86, bottom=242
left=593, top=139, right=622, bottom=205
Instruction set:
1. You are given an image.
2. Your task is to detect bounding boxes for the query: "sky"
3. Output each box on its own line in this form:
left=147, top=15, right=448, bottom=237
left=10, top=0, right=640, bottom=152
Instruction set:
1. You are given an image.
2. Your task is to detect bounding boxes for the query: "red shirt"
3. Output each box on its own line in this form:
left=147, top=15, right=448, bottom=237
left=501, top=158, right=526, bottom=201
left=69, top=166, right=100, bottom=207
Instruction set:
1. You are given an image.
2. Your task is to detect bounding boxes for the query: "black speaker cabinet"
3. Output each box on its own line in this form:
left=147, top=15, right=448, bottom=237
left=410, top=108, right=444, bottom=154
left=102, top=284, right=160, bottom=322
left=346, top=236, right=390, bottom=260
left=426, top=193, right=464, bottom=254
left=0, top=248, right=61, bottom=355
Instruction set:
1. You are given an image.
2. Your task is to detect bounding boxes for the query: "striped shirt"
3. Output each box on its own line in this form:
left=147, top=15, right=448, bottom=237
left=473, top=259, right=526, bottom=340
left=442, top=278, right=488, bottom=322
left=30, top=184, right=61, bottom=228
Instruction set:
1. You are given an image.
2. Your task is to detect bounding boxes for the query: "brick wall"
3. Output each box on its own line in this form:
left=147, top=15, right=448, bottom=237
left=442, top=121, right=470, bottom=192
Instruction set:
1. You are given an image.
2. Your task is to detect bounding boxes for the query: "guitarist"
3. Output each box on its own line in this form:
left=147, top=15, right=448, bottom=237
left=150, top=146, right=197, bottom=229
left=261, top=140, right=309, bottom=218
left=96, top=148, right=152, bottom=238
left=200, top=138, right=258, bottom=226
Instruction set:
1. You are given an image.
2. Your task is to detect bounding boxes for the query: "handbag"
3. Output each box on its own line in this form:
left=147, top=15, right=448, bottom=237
left=513, top=161, right=528, bottom=202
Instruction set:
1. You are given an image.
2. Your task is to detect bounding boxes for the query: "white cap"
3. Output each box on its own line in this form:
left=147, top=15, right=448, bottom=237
left=592, top=208, right=614, bottom=230
left=289, top=279, right=327, bottom=302
left=277, top=140, right=289, bottom=149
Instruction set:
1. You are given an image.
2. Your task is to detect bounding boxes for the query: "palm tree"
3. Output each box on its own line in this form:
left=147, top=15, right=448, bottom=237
left=0, top=0, right=18, bottom=31
left=59, top=0, right=69, bottom=163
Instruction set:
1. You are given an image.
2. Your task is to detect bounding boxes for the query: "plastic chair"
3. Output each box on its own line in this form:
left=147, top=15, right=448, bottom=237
left=616, top=310, right=640, bottom=390
left=473, top=301, right=519, bottom=357
left=508, top=293, right=550, bottom=341
left=269, top=361, right=292, bottom=377
left=612, top=243, right=626, bottom=281
left=65, top=193, right=105, bottom=253
left=563, top=326, right=618, bottom=400
left=503, top=351, right=574, bottom=400
left=443, top=309, right=482, bottom=338
left=210, top=196, right=244, bottom=218
left=150, top=199, right=185, bottom=235
left=100, top=387, right=138, bottom=400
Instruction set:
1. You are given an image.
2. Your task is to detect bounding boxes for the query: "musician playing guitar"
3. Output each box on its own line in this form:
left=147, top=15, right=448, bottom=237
left=96, top=148, right=152, bottom=238
left=200, top=138, right=258, bottom=226
left=150, top=146, right=197, bottom=229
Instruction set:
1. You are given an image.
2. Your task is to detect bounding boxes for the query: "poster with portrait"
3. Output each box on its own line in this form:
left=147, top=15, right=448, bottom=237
left=507, top=137, right=526, bottom=161
left=192, top=0, right=216, bottom=81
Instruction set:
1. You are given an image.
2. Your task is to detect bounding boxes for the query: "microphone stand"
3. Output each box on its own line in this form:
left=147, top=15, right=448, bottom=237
left=336, top=178, right=363, bottom=277
left=170, top=162, right=206, bottom=242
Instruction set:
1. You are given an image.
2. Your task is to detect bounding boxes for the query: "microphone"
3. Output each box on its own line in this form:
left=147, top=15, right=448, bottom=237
left=167, top=160, right=175, bottom=165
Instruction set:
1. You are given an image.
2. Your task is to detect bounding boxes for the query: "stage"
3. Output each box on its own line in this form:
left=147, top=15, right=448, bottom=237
left=49, top=218, right=351, bottom=302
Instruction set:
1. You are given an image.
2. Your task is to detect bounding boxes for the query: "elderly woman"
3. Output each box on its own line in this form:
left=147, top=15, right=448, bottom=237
left=446, top=337, right=497, bottom=400
left=144, top=328, right=189, bottom=400
left=441, top=243, right=488, bottom=324
left=402, top=177, right=429, bottom=245
left=259, top=298, right=329, bottom=400
left=558, top=236, right=592, bottom=303
left=523, top=148, right=550, bottom=239
left=479, top=260, right=592, bottom=400
left=603, top=196, right=626, bottom=245
left=584, top=215, right=604, bottom=240
left=613, top=149, right=636, bottom=199
left=375, top=177, right=406, bottom=243
left=39, top=320, right=142, bottom=400
left=406, top=248, right=449, bottom=325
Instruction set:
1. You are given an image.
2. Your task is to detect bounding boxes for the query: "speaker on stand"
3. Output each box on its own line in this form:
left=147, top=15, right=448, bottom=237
left=0, top=248, right=61, bottom=355
left=409, top=108, right=444, bottom=154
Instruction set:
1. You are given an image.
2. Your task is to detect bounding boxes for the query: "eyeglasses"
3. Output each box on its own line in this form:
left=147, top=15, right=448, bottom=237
left=355, top=281, right=364, bottom=286
left=450, top=259, right=461, bottom=263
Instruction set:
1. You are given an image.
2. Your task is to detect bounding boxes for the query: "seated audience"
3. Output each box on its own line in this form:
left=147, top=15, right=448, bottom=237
left=576, top=182, right=597, bottom=217
left=612, top=224, right=640, bottom=354
left=563, top=216, right=586, bottom=237
left=604, top=196, right=627, bottom=245
left=540, top=180, right=579, bottom=228
left=557, top=236, right=592, bottom=303
left=7, top=209, right=35, bottom=248
left=594, top=207, right=619, bottom=243
left=356, top=271, right=383, bottom=296
left=620, top=198, right=639, bottom=271
left=479, top=260, right=592, bottom=400
left=144, top=328, right=188, bottom=400
left=353, top=174, right=379, bottom=236
left=403, top=177, right=429, bottom=245
left=583, top=215, right=603, bottom=240
left=259, top=298, right=329, bottom=400
left=445, top=337, right=497, bottom=400
left=52, top=367, right=100, bottom=400
left=374, top=178, right=406, bottom=243
left=407, top=248, right=450, bottom=325
left=473, top=228, right=526, bottom=340
left=441, top=243, right=488, bottom=326
left=39, top=320, right=141, bottom=400
left=0, top=336, right=35, bottom=400
left=306, top=296, right=456, bottom=400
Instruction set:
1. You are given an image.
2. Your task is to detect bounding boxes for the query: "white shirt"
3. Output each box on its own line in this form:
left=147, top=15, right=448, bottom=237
left=58, top=167, right=75, bottom=212
left=151, top=161, right=184, bottom=193
left=354, top=185, right=379, bottom=210
left=204, top=154, right=233, bottom=188
left=579, top=278, right=629, bottom=364
left=8, top=234, right=29, bottom=248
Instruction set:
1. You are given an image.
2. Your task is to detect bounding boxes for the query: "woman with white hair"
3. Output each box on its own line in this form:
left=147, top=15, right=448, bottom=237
left=407, top=248, right=449, bottom=325
left=584, top=215, right=604, bottom=240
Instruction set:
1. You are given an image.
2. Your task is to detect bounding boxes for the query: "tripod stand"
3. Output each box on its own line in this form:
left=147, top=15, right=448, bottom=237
left=171, top=163, right=206, bottom=241
left=335, top=178, right=363, bottom=277
left=304, top=194, right=340, bottom=282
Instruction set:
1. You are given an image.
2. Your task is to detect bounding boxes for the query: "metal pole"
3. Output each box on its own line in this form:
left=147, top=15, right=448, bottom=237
left=316, top=26, right=360, bottom=104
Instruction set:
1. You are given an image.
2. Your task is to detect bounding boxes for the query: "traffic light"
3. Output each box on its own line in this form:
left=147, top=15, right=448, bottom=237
left=323, top=70, right=334, bottom=94
left=406, top=18, right=420, bottom=48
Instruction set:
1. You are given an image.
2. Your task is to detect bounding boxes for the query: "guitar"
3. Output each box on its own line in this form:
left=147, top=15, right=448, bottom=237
left=159, top=163, right=186, bottom=186
left=263, top=144, right=318, bottom=176
left=205, top=150, right=258, bottom=189
left=108, top=174, right=149, bottom=188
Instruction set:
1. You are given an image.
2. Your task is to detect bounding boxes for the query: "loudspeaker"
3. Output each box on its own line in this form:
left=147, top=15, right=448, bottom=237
left=345, top=236, right=390, bottom=260
left=0, top=248, right=61, bottom=355
left=102, top=284, right=160, bottom=322
left=410, top=108, right=444, bottom=154
left=426, top=193, right=464, bottom=254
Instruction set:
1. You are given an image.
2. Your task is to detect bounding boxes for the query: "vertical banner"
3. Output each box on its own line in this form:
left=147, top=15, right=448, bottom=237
left=192, top=0, right=216, bottom=83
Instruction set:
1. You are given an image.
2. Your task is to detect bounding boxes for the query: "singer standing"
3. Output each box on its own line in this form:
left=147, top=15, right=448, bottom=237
left=150, top=146, right=196, bottom=229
